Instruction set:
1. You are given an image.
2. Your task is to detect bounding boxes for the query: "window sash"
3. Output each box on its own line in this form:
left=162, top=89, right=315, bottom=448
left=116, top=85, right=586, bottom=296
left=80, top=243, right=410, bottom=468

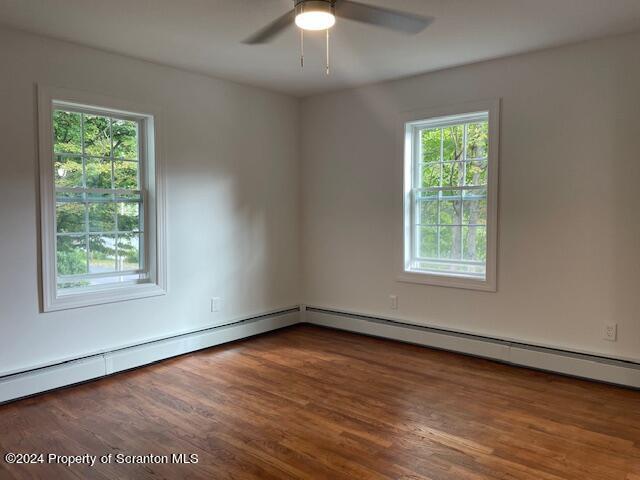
left=55, top=153, right=139, bottom=162
left=52, top=103, right=147, bottom=290
left=409, top=111, right=488, bottom=130
left=59, top=269, right=145, bottom=281
left=55, top=234, right=146, bottom=279
left=412, top=257, right=485, bottom=266
left=56, top=186, right=142, bottom=196
left=408, top=115, right=489, bottom=276
left=54, top=218, right=146, bottom=282
left=56, top=273, right=151, bottom=297
left=413, top=185, right=486, bottom=193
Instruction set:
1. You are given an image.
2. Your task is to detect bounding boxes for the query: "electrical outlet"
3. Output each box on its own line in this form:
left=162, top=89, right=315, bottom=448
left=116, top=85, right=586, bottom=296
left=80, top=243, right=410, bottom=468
left=389, top=295, right=398, bottom=310
left=211, top=297, right=222, bottom=313
left=604, top=323, right=617, bottom=341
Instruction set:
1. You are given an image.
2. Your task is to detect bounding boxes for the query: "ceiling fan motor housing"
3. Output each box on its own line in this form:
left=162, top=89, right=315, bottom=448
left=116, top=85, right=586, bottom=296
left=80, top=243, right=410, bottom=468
left=294, top=0, right=336, bottom=15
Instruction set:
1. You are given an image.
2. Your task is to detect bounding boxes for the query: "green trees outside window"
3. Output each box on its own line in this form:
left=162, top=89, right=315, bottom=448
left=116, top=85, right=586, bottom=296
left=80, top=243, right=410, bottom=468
left=53, top=108, right=143, bottom=288
left=414, top=119, right=489, bottom=276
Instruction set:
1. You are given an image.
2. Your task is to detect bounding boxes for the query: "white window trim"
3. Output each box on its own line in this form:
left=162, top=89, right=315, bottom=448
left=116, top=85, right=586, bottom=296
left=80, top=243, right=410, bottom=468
left=38, top=85, right=167, bottom=311
left=396, top=99, right=500, bottom=292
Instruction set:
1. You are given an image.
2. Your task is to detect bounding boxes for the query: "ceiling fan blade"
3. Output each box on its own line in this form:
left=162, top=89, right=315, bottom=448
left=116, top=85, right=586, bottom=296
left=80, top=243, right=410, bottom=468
left=243, top=9, right=296, bottom=44
left=335, top=0, right=432, bottom=34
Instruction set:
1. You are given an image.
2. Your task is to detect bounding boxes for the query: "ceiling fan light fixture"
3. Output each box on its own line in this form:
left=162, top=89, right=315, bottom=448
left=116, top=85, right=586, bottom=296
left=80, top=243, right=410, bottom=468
left=295, top=0, right=335, bottom=31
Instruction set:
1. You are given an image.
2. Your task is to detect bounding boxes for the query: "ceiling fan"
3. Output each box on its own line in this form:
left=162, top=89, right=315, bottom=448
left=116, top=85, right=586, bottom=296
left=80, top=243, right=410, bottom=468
left=243, top=0, right=432, bottom=73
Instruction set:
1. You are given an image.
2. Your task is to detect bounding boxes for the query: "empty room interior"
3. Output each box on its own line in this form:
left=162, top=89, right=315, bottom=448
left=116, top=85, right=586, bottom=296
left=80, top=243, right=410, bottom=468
left=1, top=0, right=640, bottom=478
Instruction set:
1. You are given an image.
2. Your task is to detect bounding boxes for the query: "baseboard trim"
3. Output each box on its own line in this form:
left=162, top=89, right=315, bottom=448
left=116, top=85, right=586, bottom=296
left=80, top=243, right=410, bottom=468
left=3, top=304, right=637, bottom=403
left=304, top=306, right=640, bottom=389
left=0, top=307, right=301, bottom=404
left=104, top=309, right=300, bottom=374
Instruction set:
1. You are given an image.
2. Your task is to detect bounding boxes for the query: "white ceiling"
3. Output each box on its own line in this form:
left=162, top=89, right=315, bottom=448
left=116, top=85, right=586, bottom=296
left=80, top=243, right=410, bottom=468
left=1, top=0, right=640, bottom=97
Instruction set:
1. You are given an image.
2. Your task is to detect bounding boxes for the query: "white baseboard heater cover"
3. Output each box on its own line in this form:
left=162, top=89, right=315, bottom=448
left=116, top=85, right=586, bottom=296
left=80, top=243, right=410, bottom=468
left=2, top=305, right=637, bottom=404
left=0, top=308, right=300, bottom=404
left=304, top=307, right=640, bottom=389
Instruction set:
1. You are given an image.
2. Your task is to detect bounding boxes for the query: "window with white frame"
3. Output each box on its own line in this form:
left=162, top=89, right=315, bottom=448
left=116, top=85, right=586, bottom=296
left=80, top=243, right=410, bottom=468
left=400, top=101, right=499, bottom=290
left=39, top=87, right=166, bottom=311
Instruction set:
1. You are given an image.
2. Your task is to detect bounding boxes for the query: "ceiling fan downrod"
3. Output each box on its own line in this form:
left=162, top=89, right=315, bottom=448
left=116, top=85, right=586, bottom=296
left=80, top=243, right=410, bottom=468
left=296, top=0, right=334, bottom=75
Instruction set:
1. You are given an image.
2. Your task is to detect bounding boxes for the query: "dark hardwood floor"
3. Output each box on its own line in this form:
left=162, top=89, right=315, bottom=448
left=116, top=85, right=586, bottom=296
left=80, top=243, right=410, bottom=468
left=1, top=324, right=639, bottom=479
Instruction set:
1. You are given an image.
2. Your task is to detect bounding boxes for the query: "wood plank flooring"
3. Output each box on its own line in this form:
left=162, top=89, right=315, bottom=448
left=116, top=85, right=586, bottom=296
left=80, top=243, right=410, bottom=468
left=1, top=324, right=639, bottom=479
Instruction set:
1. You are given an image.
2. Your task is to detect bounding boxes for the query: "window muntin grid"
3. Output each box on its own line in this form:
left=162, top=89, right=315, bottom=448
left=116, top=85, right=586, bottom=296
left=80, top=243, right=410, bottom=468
left=52, top=104, right=146, bottom=292
left=409, top=113, right=489, bottom=279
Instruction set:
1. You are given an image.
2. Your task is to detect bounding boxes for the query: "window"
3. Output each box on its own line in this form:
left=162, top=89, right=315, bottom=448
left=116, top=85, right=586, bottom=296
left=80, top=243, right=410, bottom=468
left=399, top=100, right=499, bottom=291
left=38, top=87, right=166, bottom=311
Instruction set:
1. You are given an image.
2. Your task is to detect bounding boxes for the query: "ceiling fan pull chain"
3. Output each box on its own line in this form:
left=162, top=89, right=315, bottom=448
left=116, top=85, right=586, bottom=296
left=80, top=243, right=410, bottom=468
left=326, top=28, right=330, bottom=75
left=300, top=29, right=304, bottom=68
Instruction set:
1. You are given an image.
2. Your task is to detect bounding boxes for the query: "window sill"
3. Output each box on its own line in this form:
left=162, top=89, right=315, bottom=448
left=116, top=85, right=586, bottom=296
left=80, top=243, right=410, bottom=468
left=43, top=282, right=166, bottom=312
left=397, top=270, right=496, bottom=292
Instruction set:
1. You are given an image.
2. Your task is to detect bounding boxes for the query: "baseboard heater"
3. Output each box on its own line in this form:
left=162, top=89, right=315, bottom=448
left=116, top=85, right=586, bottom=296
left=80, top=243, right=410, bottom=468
left=2, top=304, right=638, bottom=404
left=0, top=307, right=301, bottom=404
left=304, top=306, right=640, bottom=389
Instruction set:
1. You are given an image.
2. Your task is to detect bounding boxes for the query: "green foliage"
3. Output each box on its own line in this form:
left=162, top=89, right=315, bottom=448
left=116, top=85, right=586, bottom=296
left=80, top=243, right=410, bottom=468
left=465, top=161, right=487, bottom=186
left=442, top=162, right=463, bottom=188
left=112, top=119, right=138, bottom=159
left=418, top=121, right=490, bottom=263
left=442, top=125, right=464, bottom=161
left=52, top=110, right=138, bottom=159
left=56, top=236, right=87, bottom=275
left=117, top=203, right=140, bottom=232
left=56, top=202, right=85, bottom=233
left=89, top=203, right=117, bottom=232
left=114, top=161, right=138, bottom=189
left=84, top=114, right=111, bottom=156
left=53, top=109, right=142, bottom=283
left=80, top=158, right=139, bottom=190
left=418, top=227, right=437, bottom=258
left=53, top=109, right=139, bottom=190
left=57, top=248, right=87, bottom=275
left=85, top=158, right=112, bottom=188
left=53, top=111, right=81, bottom=154
left=55, top=156, right=83, bottom=187
left=421, top=128, right=441, bottom=162
left=117, top=234, right=140, bottom=268
left=89, top=234, right=115, bottom=258
left=467, top=122, right=488, bottom=159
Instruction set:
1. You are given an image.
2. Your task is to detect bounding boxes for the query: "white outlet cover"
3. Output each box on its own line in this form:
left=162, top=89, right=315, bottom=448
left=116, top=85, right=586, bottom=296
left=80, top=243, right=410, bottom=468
left=211, top=297, right=222, bottom=313
left=604, top=323, right=617, bottom=341
left=389, top=295, right=398, bottom=310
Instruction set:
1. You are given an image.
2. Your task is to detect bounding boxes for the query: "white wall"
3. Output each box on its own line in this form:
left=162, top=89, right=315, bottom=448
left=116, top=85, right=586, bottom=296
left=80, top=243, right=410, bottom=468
left=0, top=27, right=300, bottom=376
left=301, top=31, right=640, bottom=362
left=2, top=25, right=639, bottom=379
